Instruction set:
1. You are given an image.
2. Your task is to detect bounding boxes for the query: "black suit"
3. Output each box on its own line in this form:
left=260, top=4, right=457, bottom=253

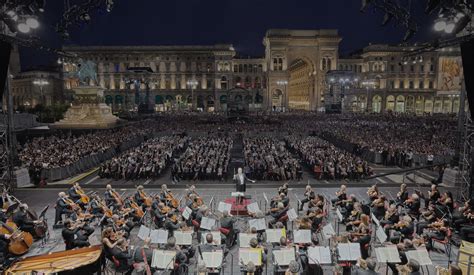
left=12, top=211, right=35, bottom=235
left=55, top=198, right=73, bottom=225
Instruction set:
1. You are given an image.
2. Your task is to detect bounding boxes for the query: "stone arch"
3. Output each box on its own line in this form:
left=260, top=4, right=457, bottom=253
left=155, top=95, right=164, bottom=104
left=415, top=96, right=424, bottom=114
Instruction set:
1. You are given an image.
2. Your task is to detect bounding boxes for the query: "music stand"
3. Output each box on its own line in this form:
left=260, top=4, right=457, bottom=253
left=38, top=205, right=49, bottom=219
left=5, top=202, right=19, bottom=216
left=38, top=204, right=50, bottom=243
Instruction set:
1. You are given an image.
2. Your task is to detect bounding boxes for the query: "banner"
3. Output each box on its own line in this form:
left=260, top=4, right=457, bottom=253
left=438, top=56, right=463, bottom=93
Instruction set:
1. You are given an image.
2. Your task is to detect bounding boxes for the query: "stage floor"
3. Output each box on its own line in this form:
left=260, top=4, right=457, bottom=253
left=12, top=185, right=459, bottom=274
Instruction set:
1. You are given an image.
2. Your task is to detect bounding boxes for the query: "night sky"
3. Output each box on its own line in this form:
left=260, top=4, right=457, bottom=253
left=20, top=0, right=438, bottom=69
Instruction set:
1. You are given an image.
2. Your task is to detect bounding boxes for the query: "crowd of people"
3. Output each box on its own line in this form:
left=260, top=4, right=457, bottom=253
left=243, top=137, right=302, bottom=181
left=172, top=136, right=233, bottom=181
left=19, top=123, right=153, bottom=170
left=98, top=135, right=189, bottom=180
left=286, top=136, right=373, bottom=180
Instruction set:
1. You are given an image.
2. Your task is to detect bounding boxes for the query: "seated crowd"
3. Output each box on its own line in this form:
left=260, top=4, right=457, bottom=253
left=99, top=136, right=189, bottom=180
left=286, top=136, right=373, bottom=180
left=172, top=136, right=232, bottom=181
left=244, top=137, right=302, bottom=181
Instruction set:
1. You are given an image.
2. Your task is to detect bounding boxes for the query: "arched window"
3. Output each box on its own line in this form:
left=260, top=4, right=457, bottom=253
left=254, top=77, right=261, bottom=89
left=322, top=58, right=327, bottom=71
left=327, top=58, right=332, bottom=70
left=396, top=95, right=405, bottom=112
left=386, top=95, right=395, bottom=111
left=245, top=76, right=252, bottom=88
left=415, top=96, right=424, bottom=114
left=372, top=95, right=382, bottom=113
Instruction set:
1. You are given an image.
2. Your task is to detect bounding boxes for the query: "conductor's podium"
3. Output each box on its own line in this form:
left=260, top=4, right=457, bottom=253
left=224, top=195, right=251, bottom=216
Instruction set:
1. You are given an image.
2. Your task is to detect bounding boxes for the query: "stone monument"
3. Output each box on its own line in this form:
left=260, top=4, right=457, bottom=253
left=54, top=59, right=119, bottom=129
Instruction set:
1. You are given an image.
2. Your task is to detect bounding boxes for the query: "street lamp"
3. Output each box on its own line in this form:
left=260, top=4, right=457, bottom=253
left=187, top=79, right=198, bottom=110
left=33, top=79, right=49, bottom=106
left=276, top=80, right=288, bottom=112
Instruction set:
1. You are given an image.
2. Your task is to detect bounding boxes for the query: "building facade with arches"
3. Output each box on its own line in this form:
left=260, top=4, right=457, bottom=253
left=338, top=44, right=463, bottom=114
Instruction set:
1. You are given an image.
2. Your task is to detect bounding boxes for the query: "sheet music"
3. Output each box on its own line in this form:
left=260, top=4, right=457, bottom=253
left=200, top=250, right=224, bottom=268
left=231, top=192, right=244, bottom=197
left=151, top=250, right=176, bottom=269
left=336, top=208, right=343, bottom=222
left=308, top=246, right=332, bottom=264
left=265, top=229, right=286, bottom=243
left=286, top=208, right=298, bottom=221
left=375, top=246, right=401, bottom=263
left=239, top=248, right=262, bottom=266
left=293, top=229, right=312, bottom=244
left=182, top=206, right=192, bottom=220
left=239, top=233, right=257, bottom=248
left=174, top=230, right=193, bottom=245
left=137, top=225, right=151, bottom=241
left=247, top=202, right=260, bottom=213
left=376, top=225, right=388, bottom=243
left=371, top=213, right=381, bottom=227
left=248, top=218, right=266, bottom=231
left=217, top=202, right=232, bottom=213
left=200, top=231, right=221, bottom=245
left=322, top=224, right=336, bottom=239
left=338, top=243, right=361, bottom=261
left=273, top=248, right=296, bottom=266
left=406, top=248, right=433, bottom=266
left=200, top=217, right=216, bottom=230
left=150, top=229, right=168, bottom=244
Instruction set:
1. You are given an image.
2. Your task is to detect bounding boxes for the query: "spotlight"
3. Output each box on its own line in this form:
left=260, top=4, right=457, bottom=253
left=445, top=21, right=455, bottom=33
left=26, top=18, right=40, bottom=29
left=434, top=18, right=446, bottom=31
left=382, top=12, right=393, bottom=26
left=17, top=23, right=30, bottom=33
left=57, top=58, right=63, bottom=64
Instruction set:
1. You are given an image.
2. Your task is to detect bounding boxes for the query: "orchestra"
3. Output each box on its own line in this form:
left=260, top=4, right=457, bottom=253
left=0, top=179, right=472, bottom=275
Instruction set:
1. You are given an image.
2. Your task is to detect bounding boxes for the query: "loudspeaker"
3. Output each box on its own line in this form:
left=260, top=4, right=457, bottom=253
left=0, top=41, right=12, bottom=100
left=461, top=38, right=474, bottom=119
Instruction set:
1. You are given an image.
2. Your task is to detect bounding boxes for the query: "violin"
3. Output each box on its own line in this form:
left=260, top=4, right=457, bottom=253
left=96, top=198, right=113, bottom=218
left=161, top=206, right=172, bottom=214
left=393, top=220, right=408, bottom=229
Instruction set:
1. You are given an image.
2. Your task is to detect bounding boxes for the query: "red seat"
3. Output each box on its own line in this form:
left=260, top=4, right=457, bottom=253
left=219, top=227, right=230, bottom=235
left=432, top=228, right=452, bottom=255
left=192, top=220, right=200, bottom=228
left=111, top=256, right=120, bottom=268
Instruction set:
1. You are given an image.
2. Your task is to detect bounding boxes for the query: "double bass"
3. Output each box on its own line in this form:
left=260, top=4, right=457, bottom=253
left=0, top=220, right=33, bottom=255
left=75, top=186, right=90, bottom=204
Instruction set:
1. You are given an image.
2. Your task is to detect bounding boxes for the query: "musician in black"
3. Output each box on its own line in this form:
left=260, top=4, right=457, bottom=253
left=67, top=182, right=83, bottom=206
left=132, top=237, right=153, bottom=273
left=0, top=231, right=10, bottom=265
left=299, top=185, right=315, bottom=211
left=54, top=192, right=74, bottom=226
left=165, top=237, right=191, bottom=275
left=406, top=193, right=421, bottom=219
left=104, top=184, right=120, bottom=209
left=396, top=183, right=409, bottom=205
left=111, top=238, right=132, bottom=274
left=61, top=219, right=92, bottom=250
left=268, top=203, right=288, bottom=228
left=164, top=213, right=181, bottom=236
left=152, top=202, right=167, bottom=228
left=12, top=204, right=37, bottom=236
left=133, top=185, right=146, bottom=207
left=89, top=195, right=105, bottom=216
left=220, top=210, right=236, bottom=247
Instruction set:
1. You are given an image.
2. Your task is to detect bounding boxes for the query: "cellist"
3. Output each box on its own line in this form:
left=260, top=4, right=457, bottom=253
left=68, top=182, right=86, bottom=208
left=133, top=185, right=146, bottom=207
left=12, top=204, right=40, bottom=237
left=105, top=184, right=122, bottom=209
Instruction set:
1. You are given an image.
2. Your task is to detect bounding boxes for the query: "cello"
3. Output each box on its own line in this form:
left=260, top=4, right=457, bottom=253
left=130, top=200, right=144, bottom=219
left=75, top=186, right=90, bottom=204
left=0, top=220, right=34, bottom=255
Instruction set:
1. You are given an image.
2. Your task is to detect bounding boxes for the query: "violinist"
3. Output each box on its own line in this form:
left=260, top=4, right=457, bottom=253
left=296, top=216, right=312, bottom=230
left=108, top=214, right=134, bottom=238
left=391, top=215, right=415, bottom=241
left=111, top=238, right=132, bottom=274
left=396, top=183, right=409, bottom=205
left=132, top=237, right=153, bottom=273
left=371, top=195, right=386, bottom=220
left=439, top=191, right=454, bottom=214
left=61, top=219, right=92, bottom=250
left=346, top=202, right=362, bottom=231
left=299, top=185, right=315, bottom=211
left=380, top=204, right=399, bottom=228
left=268, top=202, right=288, bottom=228
left=423, top=218, right=449, bottom=251
left=102, top=227, right=121, bottom=260
left=405, top=193, right=421, bottom=219
left=340, top=194, right=357, bottom=219
left=89, top=194, right=106, bottom=216
left=12, top=204, right=40, bottom=237
left=416, top=204, right=438, bottom=235
left=367, top=185, right=379, bottom=202
left=220, top=210, right=237, bottom=247
left=332, top=184, right=347, bottom=206
left=152, top=202, right=167, bottom=228
left=54, top=192, right=74, bottom=226
left=278, top=182, right=289, bottom=196
left=453, top=200, right=473, bottom=233
left=423, top=184, right=440, bottom=208
left=310, top=208, right=325, bottom=232
left=349, top=214, right=371, bottom=258
left=308, top=194, right=325, bottom=211
left=164, top=212, right=182, bottom=236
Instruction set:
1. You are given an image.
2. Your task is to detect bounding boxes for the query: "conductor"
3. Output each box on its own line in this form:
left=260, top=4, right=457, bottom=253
left=233, top=167, right=255, bottom=193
